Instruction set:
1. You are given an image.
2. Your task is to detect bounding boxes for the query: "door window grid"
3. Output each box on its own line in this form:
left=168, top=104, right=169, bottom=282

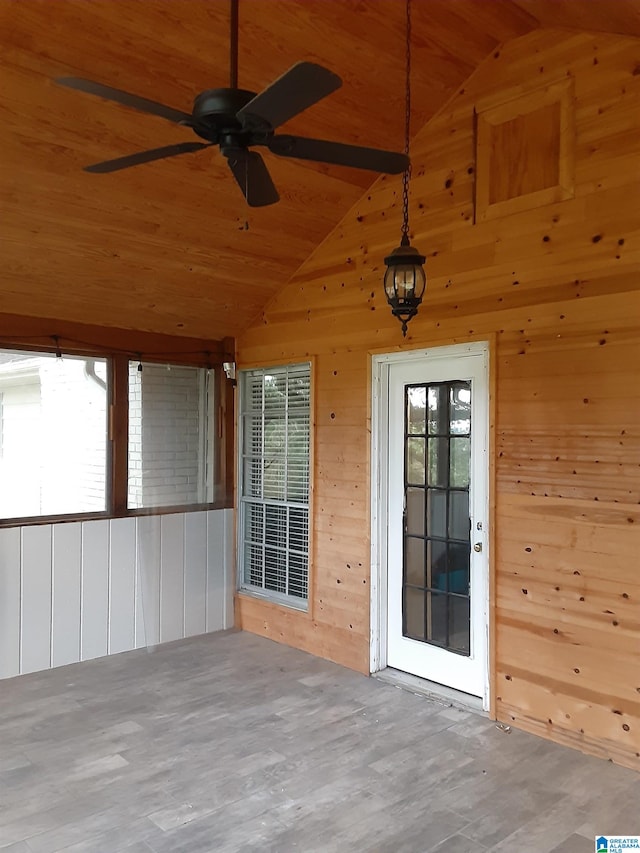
left=403, top=381, right=472, bottom=655
left=239, top=364, right=310, bottom=603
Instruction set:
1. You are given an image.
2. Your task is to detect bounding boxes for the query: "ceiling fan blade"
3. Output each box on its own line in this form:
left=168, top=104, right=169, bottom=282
left=237, top=62, right=341, bottom=130
left=56, top=77, right=191, bottom=125
left=225, top=150, right=279, bottom=207
left=268, top=135, right=409, bottom=174
left=84, top=142, right=211, bottom=173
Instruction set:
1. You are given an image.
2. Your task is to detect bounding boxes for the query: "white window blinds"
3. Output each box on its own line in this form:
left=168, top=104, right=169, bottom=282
left=239, top=363, right=310, bottom=604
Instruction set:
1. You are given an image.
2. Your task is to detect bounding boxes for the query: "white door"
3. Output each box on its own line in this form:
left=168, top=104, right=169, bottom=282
left=386, top=343, right=489, bottom=699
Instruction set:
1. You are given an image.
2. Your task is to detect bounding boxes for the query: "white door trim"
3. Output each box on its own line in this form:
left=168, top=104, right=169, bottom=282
left=370, top=341, right=491, bottom=709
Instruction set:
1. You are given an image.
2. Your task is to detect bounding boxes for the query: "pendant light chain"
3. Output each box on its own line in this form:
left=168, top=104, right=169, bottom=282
left=382, top=0, right=426, bottom=337
left=401, top=0, right=412, bottom=243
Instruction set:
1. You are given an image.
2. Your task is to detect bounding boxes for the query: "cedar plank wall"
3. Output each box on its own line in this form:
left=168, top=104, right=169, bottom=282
left=236, top=29, right=640, bottom=769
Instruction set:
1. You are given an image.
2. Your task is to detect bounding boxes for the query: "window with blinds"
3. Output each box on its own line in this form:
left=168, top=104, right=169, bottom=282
left=238, top=363, right=310, bottom=606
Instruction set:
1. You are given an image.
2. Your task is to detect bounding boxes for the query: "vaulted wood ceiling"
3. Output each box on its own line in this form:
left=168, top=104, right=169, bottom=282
left=1, top=0, right=639, bottom=341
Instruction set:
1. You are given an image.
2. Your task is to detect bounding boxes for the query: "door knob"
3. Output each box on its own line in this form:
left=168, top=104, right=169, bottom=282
left=473, top=542, right=482, bottom=552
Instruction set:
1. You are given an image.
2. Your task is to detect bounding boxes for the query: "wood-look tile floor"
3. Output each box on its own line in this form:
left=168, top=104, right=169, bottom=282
left=0, top=631, right=637, bottom=853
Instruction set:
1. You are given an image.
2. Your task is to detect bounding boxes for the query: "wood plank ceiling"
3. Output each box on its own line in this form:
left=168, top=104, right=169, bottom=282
left=1, top=0, right=639, bottom=341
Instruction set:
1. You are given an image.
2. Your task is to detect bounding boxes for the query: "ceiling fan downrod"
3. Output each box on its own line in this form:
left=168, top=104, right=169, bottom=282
left=229, top=0, right=239, bottom=89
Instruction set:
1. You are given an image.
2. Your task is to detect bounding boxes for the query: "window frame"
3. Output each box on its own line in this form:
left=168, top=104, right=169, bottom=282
left=0, top=340, right=234, bottom=528
left=237, top=361, right=312, bottom=611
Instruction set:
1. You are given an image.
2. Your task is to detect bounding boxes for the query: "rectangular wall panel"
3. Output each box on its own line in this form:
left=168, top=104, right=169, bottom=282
left=1, top=509, right=231, bottom=679
left=109, top=516, right=136, bottom=655
left=81, top=519, right=109, bottom=661
left=223, top=509, right=235, bottom=630
left=21, top=525, right=52, bottom=674
left=184, top=511, right=207, bottom=637
left=206, top=510, right=226, bottom=632
left=136, top=515, right=161, bottom=647
left=159, top=514, right=185, bottom=643
left=52, top=522, right=81, bottom=667
left=0, top=527, right=21, bottom=678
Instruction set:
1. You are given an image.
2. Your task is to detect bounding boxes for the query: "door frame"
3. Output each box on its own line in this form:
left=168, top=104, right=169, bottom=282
left=370, top=341, right=492, bottom=710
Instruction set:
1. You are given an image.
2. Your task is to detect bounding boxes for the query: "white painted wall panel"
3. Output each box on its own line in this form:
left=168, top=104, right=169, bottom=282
left=52, top=522, right=81, bottom=667
left=137, top=516, right=161, bottom=647
left=81, top=520, right=109, bottom=661
left=0, top=509, right=232, bottom=679
left=184, top=511, right=207, bottom=637
left=0, top=527, right=21, bottom=678
left=109, top=516, right=136, bottom=654
left=206, top=511, right=226, bottom=632
left=223, top=509, right=235, bottom=630
left=21, top=525, right=52, bottom=674
left=160, top=514, right=185, bottom=643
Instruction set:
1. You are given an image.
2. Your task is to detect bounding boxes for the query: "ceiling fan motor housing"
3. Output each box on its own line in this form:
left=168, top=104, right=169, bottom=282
left=191, top=87, right=262, bottom=143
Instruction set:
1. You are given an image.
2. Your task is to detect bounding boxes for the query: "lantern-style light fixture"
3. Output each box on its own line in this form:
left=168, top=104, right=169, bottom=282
left=383, top=0, right=426, bottom=337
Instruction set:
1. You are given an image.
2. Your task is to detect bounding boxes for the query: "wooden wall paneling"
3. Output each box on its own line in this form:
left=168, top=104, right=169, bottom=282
left=136, top=515, right=161, bottom=647
left=20, top=524, right=52, bottom=674
left=475, top=77, right=575, bottom=222
left=108, top=515, right=136, bottom=654
left=51, top=522, right=81, bottom=667
left=159, top=513, right=185, bottom=643
left=0, top=527, right=21, bottom=678
left=236, top=593, right=369, bottom=674
left=184, top=510, right=207, bottom=637
left=236, top=28, right=640, bottom=767
left=80, top=519, right=109, bottom=661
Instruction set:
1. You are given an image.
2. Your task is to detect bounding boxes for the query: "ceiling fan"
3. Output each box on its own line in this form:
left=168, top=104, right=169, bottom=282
left=56, top=0, right=408, bottom=207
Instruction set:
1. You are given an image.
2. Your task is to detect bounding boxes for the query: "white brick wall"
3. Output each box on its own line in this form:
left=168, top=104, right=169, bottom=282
left=128, top=363, right=208, bottom=508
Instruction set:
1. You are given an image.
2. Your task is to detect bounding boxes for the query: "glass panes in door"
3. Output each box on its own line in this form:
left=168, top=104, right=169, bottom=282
left=403, top=381, right=471, bottom=654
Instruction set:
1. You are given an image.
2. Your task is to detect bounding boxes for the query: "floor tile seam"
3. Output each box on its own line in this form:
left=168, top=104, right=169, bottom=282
left=43, top=818, right=160, bottom=853
left=478, top=798, right=591, bottom=850
left=19, top=795, right=173, bottom=851
left=426, top=830, right=489, bottom=852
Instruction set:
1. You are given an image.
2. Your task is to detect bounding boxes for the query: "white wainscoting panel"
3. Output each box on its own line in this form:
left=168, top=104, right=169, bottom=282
left=81, top=519, right=110, bottom=662
left=109, top=516, right=136, bottom=655
left=0, top=528, right=21, bottom=679
left=21, top=524, right=52, bottom=674
left=184, top=511, right=207, bottom=638
left=137, top=515, right=161, bottom=648
left=0, top=509, right=233, bottom=679
left=52, top=522, right=81, bottom=667
left=160, top=513, right=185, bottom=644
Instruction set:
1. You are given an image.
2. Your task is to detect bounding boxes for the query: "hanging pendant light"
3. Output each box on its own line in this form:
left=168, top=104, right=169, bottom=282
left=383, top=0, right=426, bottom=337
